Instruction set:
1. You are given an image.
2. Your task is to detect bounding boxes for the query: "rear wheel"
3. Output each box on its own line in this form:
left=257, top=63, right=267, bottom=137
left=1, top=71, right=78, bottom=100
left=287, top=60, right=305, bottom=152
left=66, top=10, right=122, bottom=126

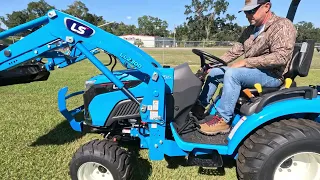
left=69, top=139, right=133, bottom=180
left=236, top=118, right=320, bottom=180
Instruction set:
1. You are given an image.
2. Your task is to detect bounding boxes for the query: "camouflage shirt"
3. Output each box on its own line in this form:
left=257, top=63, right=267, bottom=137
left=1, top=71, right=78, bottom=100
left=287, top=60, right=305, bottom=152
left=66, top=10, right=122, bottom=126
left=220, top=13, right=297, bottom=80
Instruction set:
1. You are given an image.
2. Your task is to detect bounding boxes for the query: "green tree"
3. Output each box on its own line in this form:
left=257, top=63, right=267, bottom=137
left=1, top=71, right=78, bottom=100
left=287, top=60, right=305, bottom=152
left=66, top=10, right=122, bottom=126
left=134, top=38, right=144, bottom=47
left=211, top=14, right=242, bottom=41
left=83, top=13, right=105, bottom=26
left=101, top=22, right=138, bottom=36
left=0, top=0, right=54, bottom=30
left=184, top=0, right=229, bottom=41
left=0, top=10, right=29, bottom=29
left=137, top=15, right=168, bottom=36
left=26, top=0, right=55, bottom=21
left=175, top=23, right=189, bottom=41
left=295, top=21, right=320, bottom=42
left=63, top=1, right=88, bottom=19
left=63, top=1, right=105, bottom=26
left=0, top=0, right=105, bottom=35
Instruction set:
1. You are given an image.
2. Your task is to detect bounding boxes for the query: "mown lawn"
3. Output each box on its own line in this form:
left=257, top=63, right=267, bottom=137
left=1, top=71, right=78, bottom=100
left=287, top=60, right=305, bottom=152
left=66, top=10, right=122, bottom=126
left=0, top=48, right=319, bottom=179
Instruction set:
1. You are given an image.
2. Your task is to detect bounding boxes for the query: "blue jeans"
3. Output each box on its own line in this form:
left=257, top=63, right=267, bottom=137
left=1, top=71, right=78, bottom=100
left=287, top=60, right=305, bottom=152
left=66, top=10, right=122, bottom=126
left=199, top=66, right=282, bottom=123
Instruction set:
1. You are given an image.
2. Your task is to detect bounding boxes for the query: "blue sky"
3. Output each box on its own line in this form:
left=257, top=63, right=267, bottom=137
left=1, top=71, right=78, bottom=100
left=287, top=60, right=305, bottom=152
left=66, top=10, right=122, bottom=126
left=0, top=0, right=319, bottom=30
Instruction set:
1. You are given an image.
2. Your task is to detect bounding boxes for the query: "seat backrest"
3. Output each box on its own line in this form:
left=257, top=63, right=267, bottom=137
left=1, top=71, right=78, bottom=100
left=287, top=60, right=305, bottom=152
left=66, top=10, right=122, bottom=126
left=284, top=39, right=316, bottom=80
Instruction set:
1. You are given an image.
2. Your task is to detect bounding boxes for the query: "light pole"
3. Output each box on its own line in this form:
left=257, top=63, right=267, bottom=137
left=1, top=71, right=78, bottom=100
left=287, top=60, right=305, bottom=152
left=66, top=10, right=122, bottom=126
left=173, top=25, right=176, bottom=48
left=163, top=29, right=165, bottom=64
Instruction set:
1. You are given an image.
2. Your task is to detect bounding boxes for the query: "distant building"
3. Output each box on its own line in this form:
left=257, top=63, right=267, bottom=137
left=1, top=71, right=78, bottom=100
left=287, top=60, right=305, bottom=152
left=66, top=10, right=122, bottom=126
left=120, top=34, right=175, bottom=48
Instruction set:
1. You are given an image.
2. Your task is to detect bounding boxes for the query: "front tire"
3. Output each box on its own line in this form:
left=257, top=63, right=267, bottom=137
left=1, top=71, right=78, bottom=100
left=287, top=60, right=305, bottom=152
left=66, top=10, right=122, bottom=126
left=69, top=139, right=133, bottom=180
left=236, top=118, right=320, bottom=180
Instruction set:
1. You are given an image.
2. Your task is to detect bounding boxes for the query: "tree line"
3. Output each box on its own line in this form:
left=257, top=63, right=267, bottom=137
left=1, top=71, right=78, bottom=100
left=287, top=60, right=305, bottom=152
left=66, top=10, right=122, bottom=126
left=0, top=0, right=319, bottom=43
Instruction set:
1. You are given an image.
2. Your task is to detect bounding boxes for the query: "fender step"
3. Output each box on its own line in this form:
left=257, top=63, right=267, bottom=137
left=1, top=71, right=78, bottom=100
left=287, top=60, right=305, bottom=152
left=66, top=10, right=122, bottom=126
left=187, top=150, right=223, bottom=167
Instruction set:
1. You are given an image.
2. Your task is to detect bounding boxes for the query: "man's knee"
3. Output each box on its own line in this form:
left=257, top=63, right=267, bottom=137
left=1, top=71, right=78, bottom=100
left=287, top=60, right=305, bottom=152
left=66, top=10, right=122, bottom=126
left=224, top=68, right=238, bottom=79
left=208, top=67, right=226, bottom=78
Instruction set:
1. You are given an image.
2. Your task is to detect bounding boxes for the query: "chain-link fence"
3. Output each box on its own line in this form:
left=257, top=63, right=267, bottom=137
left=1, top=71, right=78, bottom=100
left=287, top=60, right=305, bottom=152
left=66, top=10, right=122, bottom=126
left=150, top=40, right=320, bottom=48
left=2, top=35, right=320, bottom=48
left=127, top=38, right=320, bottom=49
left=1, top=35, right=319, bottom=67
left=126, top=39, right=236, bottom=48
left=153, top=40, right=235, bottom=48
left=130, top=39, right=320, bottom=65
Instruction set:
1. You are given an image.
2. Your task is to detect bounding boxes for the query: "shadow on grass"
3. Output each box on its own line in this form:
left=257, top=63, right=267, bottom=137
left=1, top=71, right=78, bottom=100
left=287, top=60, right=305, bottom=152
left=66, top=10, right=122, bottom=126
left=30, top=119, right=85, bottom=146
left=164, top=154, right=236, bottom=176
left=121, top=142, right=152, bottom=180
left=164, top=155, right=188, bottom=169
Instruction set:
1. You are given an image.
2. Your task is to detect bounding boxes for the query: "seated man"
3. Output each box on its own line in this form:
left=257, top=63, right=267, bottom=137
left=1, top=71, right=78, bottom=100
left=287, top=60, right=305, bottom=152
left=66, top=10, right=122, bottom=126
left=197, top=0, right=297, bottom=135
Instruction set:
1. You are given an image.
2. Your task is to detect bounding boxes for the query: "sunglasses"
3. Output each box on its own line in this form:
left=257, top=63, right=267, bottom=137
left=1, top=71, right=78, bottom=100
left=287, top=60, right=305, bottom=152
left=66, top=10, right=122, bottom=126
left=244, top=4, right=262, bottom=15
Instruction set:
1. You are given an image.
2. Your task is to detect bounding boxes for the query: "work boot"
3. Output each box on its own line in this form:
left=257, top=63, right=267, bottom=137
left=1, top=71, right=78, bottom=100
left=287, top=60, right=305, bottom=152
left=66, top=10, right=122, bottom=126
left=198, top=114, right=230, bottom=135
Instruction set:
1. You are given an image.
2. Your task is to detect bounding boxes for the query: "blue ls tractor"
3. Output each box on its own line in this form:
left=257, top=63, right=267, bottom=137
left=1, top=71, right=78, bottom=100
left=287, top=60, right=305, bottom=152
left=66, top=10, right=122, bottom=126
left=1, top=0, right=319, bottom=179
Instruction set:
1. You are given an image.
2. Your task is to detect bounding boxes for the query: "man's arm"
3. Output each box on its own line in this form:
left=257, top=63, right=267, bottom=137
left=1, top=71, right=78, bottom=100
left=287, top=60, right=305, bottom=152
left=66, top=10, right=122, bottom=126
left=220, top=43, right=245, bottom=63
left=220, top=27, right=252, bottom=63
left=245, top=19, right=297, bottom=68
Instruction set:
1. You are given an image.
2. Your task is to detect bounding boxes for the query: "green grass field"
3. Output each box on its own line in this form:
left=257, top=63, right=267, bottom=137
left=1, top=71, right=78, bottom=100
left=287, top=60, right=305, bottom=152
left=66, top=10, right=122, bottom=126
left=0, top=48, right=320, bottom=179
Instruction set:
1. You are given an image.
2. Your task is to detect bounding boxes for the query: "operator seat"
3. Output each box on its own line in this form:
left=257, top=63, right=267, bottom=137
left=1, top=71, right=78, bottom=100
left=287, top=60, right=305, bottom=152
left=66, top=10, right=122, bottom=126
left=242, top=39, right=316, bottom=96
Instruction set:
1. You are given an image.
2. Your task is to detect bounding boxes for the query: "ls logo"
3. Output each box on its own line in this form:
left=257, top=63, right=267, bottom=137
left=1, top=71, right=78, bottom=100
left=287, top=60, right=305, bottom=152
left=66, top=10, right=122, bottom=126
left=65, top=18, right=95, bottom=37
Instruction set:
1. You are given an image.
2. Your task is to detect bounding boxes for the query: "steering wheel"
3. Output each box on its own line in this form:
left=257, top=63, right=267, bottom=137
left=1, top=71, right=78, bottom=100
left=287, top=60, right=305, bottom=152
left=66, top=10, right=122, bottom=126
left=192, top=49, right=227, bottom=70
left=192, top=49, right=228, bottom=82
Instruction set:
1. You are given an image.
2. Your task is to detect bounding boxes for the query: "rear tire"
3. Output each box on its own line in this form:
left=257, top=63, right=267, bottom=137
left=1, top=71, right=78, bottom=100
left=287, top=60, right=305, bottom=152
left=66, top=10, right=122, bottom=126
left=69, top=139, right=133, bottom=180
left=236, top=118, right=320, bottom=180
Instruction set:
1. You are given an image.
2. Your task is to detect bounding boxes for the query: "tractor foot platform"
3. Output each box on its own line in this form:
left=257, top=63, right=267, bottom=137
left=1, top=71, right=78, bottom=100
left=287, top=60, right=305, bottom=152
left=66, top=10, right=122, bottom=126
left=175, top=116, right=228, bottom=145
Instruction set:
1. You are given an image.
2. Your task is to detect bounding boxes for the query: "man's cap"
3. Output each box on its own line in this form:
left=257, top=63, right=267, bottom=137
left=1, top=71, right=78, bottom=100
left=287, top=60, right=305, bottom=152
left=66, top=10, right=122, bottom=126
left=239, top=0, right=270, bottom=12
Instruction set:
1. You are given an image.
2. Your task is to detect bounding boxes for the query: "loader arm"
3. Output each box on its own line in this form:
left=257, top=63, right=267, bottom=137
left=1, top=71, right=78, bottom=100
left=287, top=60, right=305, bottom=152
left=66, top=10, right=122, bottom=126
left=0, top=10, right=167, bottom=151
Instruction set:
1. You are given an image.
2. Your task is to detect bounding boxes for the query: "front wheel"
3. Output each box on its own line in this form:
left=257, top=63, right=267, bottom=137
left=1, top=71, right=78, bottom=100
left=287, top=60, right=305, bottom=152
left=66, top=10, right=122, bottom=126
left=69, top=139, right=133, bottom=180
left=236, top=118, right=320, bottom=180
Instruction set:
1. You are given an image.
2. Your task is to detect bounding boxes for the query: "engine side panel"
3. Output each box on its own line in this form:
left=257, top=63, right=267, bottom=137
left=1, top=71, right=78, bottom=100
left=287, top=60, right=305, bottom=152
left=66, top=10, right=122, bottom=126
left=87, top=68, right=174, bottom=127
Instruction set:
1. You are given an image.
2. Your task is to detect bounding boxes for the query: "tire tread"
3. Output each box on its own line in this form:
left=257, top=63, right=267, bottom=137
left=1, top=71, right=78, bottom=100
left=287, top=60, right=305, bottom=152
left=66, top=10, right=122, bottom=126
left=236, top=118, right=320, bottom=180
left=69, top=139, right=133, bottom=180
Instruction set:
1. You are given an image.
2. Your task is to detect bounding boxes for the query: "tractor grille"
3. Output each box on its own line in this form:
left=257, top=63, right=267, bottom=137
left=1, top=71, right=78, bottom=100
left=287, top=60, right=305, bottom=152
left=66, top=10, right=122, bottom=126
left=106, top=98, right=143, bottom=125
left=114, top=101, right=140, bottom=117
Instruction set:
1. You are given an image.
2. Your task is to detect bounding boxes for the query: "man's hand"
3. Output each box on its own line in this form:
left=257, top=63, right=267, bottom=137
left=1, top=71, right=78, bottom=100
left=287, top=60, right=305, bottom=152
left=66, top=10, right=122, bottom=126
left=195, top=68, right=207, bottom=82
left=229, top=59, right=246, bottom=68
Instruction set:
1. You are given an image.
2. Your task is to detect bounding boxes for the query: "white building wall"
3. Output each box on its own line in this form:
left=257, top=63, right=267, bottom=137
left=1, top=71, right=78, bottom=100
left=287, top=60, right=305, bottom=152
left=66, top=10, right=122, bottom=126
left=120, top=35, right=155, bottom=47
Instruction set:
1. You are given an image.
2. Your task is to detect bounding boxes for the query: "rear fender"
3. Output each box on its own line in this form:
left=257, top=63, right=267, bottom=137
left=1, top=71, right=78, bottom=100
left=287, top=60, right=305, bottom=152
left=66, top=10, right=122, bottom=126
left=227, top=96, right=320, bottom=155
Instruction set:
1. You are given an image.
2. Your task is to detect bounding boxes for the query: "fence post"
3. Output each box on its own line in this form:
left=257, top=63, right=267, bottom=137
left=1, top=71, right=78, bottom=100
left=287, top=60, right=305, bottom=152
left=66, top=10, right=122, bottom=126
left=162, top=38, right=164, bottom=64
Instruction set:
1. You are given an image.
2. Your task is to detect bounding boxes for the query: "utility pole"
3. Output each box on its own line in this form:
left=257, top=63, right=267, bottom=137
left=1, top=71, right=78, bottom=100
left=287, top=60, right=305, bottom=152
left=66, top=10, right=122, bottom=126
left=162, top=29, right=165, bottom=65
left=173, top=24, right=176, bottom=48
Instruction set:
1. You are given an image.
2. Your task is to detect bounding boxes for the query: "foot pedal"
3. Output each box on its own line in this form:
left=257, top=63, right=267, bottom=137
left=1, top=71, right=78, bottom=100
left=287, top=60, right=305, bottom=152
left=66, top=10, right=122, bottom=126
left=187, top=150, right=223, bottom=168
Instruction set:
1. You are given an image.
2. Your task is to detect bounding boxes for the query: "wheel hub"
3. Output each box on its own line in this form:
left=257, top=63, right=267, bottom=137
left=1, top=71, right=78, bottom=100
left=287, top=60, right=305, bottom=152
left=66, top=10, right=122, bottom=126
left=98, top=166, right=107, bottom=173
left=77, top=162, right=114, bottom=180
left=274, top=152, right=320, bottom=180
left=280, top=158, right=293, bottom=168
